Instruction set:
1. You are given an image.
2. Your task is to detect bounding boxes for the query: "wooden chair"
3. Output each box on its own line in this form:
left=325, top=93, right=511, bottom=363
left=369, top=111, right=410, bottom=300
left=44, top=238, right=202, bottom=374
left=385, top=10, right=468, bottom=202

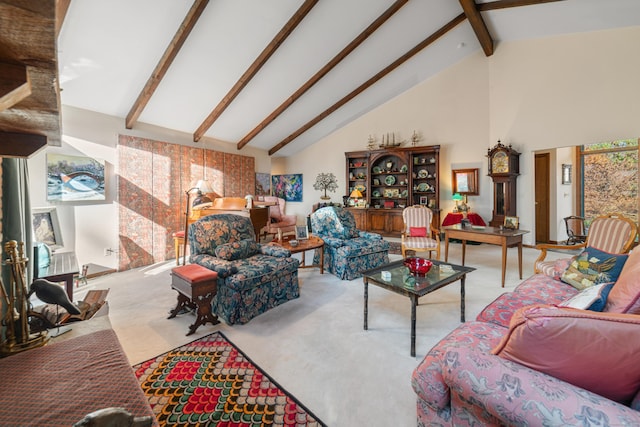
left=564, top=215, right=587, bottom=245
left=535, top=213, right=638, bottom=274
left=401, top=205, right=440, bottom=260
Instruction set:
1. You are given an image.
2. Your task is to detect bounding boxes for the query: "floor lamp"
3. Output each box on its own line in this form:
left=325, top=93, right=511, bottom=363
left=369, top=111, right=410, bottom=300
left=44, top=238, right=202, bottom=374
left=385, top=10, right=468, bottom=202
left=182, top=180, right=214, bottom=265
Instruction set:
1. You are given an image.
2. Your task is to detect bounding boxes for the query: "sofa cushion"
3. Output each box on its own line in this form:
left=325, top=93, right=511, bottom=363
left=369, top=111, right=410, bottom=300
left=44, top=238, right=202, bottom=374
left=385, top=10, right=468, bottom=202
left=476, top=273, right=578, bottom=327
left=560, top=246, right=628, bottom=290
left=492, top=304, right=640, bottom=404
left=215, top=239, right=259, bottom=261
left=559, top=282, right=614, bottom=311
left=605, top=248, right=640, bottom=314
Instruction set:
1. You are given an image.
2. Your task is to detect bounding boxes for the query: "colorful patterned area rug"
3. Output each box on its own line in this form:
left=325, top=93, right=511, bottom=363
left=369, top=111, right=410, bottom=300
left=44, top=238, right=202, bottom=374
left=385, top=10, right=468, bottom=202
left=133, top=332, right=326, bottom=427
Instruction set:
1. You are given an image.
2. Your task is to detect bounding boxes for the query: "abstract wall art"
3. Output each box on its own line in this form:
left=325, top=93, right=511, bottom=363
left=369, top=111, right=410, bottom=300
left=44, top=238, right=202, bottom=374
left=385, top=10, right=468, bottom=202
left=271, top=174, right=303, bottom=202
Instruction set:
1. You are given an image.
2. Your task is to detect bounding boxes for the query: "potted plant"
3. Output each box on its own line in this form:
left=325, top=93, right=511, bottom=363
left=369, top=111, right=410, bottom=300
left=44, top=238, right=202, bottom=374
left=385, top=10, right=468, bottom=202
left=313, top=173, right=338, bottom=200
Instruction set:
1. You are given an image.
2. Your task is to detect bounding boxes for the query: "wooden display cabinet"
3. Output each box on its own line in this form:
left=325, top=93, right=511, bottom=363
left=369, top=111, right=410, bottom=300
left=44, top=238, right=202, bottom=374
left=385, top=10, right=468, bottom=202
left=345, top=146, right=440, bottom=237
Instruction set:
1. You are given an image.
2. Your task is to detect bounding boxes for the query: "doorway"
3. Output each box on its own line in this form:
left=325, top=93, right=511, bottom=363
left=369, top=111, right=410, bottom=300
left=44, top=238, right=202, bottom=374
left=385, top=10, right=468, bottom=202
left=534, top=153, right=550, bottom=243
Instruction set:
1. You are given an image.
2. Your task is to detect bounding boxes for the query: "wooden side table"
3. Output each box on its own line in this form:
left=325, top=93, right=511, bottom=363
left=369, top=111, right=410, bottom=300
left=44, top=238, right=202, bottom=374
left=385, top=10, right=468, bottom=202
left=275, top=235, right=325, bottom=273
left=168, top=264, right=220, bottom=335
left=35, top=251, right=79, bottom=301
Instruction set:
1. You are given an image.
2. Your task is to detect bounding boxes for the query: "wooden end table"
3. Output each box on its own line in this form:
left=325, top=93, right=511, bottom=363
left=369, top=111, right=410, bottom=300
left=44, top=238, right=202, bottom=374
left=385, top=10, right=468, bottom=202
left=35, top=251, right=79, bottom=301
left=275, top=235, right=325, bottom=273
left=168, top=264, right=220, bottom=335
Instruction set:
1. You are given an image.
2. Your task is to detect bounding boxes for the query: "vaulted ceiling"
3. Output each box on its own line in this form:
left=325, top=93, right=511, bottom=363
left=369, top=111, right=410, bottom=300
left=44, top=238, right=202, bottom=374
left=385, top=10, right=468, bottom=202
left=3, top=1, right=640, bottom=158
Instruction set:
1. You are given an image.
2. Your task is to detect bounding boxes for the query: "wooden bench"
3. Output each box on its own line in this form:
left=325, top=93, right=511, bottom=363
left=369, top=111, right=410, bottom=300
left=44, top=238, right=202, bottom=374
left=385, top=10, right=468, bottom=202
left=168, top=264, right=219, bottom=335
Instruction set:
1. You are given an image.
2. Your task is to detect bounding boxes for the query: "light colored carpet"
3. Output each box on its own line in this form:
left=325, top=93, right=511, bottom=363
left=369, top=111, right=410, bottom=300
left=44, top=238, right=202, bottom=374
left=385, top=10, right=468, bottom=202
left=74, top=242, right=567, bottom=427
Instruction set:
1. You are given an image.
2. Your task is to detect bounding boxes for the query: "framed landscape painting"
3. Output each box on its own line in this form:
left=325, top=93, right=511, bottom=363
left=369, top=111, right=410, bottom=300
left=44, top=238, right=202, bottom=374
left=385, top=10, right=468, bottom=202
left=255, top=173, right=271, bottom=196
left=271, top=174, right=303, bottom=202
left=47, top=153, right=105, bottom=201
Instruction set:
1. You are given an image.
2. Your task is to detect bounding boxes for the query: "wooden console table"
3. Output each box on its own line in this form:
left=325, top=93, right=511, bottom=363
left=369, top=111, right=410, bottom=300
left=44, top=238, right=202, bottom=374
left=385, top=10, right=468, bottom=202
left=443, top=225, right=529, bottom=287
left=35, top=251, right=79, bottom=301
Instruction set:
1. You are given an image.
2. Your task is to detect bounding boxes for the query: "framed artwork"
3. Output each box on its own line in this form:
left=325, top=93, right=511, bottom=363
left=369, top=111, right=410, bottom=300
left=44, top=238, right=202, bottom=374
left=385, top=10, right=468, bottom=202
left=504, top=216, right=519, bottom=230
left=255, top=173, right=271, bottom=196
left=562, top=164, right=572, bottom=185
left=420, top=196, right=428, bottom=205
left=295, top=225, right=309, bottom=240
left=271, top=174, right=303, bottom=202
left=32, top=207, right=64, bottom=251
left=47, top=153, right=105, bottom=201
left=452, top=168, right=479, bottom=195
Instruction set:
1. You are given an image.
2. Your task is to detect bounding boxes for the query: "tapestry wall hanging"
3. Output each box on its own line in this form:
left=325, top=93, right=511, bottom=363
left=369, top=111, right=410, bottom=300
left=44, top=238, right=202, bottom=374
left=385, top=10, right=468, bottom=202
left=271, top=174, right=303, bottom=202
left=47, top=153, right=105, bottom=201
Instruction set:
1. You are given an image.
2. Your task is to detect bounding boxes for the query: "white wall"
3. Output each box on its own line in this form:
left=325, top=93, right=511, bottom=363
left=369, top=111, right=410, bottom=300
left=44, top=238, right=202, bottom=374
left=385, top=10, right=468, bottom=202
left=28, top=25, right=640, bottom=265
left=28, top=106, right=272, bottom=270
left=283, top=26, right=640, bottom=245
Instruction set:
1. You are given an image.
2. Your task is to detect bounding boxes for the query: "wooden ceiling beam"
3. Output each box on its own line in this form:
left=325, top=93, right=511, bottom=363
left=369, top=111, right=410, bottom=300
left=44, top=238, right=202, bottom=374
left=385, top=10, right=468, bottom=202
left=0, top=62, right=31, bottom=112
left=478, top=0, right=564, bottom=12
left=236, top=0, right=409, bottom=150
left=193, top=0, right=319, bottom=142
left=0, top=131, right=47, bottom=158
left=125, top=0, right=209, bottom=129
left=459, top=0, right=493, bottom=57
left=55, top=0, right=71, bottom=37
left=268, top=13, right=466, bottom=156
left=0, top=0, right=60, bottom=150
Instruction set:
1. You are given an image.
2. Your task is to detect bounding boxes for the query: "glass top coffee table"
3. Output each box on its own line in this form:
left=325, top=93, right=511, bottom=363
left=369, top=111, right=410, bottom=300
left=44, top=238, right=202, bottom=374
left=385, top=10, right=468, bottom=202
left=362, top=259, right=475, bottom=357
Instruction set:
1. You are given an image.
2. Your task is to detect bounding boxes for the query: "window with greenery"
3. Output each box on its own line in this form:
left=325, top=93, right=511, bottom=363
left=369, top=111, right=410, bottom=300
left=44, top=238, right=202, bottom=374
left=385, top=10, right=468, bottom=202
left=579, top=138, right=638, bottom=223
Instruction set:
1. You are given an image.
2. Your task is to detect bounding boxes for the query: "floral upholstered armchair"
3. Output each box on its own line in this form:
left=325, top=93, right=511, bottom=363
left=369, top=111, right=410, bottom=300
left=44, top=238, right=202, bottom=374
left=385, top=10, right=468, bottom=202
left=189, top=213, right=300, bottom=324
left=310, top=206, right=389, bottom=280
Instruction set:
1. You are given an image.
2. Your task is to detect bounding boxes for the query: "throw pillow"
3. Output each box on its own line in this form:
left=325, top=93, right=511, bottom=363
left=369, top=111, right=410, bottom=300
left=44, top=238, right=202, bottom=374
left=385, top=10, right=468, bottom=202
left=215, top=239, right=259, bottom=261
left=560, top=246, right=628, bottom=290
left=559, top=282, right=613, bottom=312
left=409, top=227, right=427, bottom=237
left=492, top=304, right=640, bottom=404
left=605, top=248, right=640, bottom=314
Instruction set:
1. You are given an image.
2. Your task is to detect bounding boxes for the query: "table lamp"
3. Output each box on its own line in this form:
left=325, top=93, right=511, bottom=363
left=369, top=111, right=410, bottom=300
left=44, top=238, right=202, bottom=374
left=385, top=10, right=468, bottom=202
left=191, top=180, right=214, bottom=208
left=350, top=189, right=363, bottom=207
left=452, top=193, right=463, bottom=212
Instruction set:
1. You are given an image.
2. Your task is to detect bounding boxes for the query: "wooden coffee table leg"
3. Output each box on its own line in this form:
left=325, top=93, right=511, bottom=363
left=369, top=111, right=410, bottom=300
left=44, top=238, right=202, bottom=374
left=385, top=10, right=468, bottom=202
left=363, top=279, right=369, bottom=331
left=411, top=295, right=418, bottom=357
left=320, top=246, right=324, bottom=274
left=460, top=275, right=466, bottom=322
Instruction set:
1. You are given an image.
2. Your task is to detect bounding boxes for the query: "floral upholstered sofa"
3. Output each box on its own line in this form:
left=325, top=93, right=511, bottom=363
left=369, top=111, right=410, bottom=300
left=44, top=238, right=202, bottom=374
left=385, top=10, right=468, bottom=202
left=189, top=214, right=300, bottom=325
left=310, top=206, right=389, bottom=280
left=412, top=246, right=640, bottom=426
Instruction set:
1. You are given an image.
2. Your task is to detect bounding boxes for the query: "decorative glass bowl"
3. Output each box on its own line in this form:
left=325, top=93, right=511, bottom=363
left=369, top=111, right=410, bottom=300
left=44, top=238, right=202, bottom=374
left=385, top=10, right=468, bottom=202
left=403, top=257, right=433, bottom=276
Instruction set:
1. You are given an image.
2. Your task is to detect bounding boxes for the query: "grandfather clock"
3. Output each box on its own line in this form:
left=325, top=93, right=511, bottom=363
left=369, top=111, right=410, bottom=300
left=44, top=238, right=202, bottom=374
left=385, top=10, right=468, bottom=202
left=487, top=141, right=520, bottom=227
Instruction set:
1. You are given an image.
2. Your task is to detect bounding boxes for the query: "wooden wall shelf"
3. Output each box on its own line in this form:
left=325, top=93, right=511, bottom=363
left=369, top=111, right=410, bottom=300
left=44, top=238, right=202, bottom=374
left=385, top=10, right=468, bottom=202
left=345, top=146, right=440, bottom=236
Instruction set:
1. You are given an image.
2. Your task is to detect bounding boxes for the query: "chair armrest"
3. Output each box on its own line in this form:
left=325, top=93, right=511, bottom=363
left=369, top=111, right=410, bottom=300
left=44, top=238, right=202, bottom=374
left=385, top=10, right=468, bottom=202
left=430, top=225, right=441, bottom=241
left=189, top=255, right=238, bottom=278
left=534, top=242, right=585, bottom=273
left=259, top=243, right=291, bottom=258
left=322, top=237, right=345, bottom=248
left=358, top=230, right=383, bottom=240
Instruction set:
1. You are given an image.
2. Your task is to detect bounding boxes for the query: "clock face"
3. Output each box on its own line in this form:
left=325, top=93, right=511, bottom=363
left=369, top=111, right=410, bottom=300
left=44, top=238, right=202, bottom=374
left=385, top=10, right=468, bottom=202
left=492, top=151, right=509, bottom=173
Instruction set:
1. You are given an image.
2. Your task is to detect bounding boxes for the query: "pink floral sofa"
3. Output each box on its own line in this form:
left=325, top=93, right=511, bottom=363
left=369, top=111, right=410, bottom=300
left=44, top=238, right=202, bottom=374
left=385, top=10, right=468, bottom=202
left=412, top=247, right=640, bottom=426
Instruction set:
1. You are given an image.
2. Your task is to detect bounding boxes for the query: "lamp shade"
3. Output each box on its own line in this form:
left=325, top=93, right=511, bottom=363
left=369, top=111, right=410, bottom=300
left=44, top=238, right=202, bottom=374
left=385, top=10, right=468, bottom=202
left=350, top=189, right=363, bottom=198
left=452, top=193, right=463, bottom=201
left=195, top=180, right=214, bottom=194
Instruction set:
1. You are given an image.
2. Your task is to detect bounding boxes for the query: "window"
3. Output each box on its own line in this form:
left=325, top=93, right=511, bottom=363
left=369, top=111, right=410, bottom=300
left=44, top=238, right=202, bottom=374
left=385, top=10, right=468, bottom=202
left=579, top=138, right=638, bottom=223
